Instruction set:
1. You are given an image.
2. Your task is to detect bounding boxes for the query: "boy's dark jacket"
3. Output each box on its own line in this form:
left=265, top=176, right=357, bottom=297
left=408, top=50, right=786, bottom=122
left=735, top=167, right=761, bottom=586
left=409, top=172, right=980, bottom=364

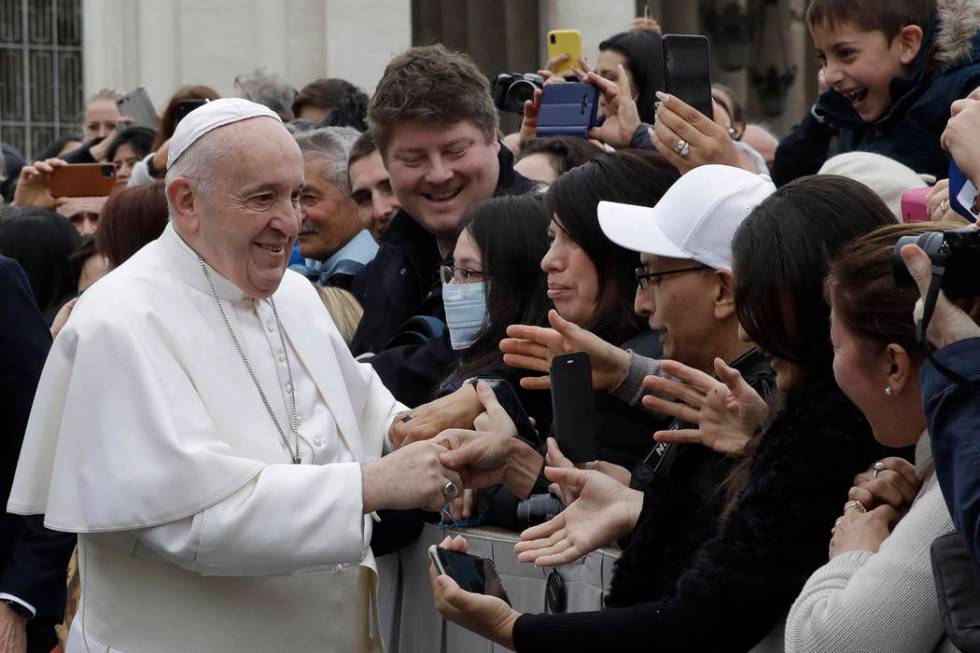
left=816, top=0, right=980, bottom=179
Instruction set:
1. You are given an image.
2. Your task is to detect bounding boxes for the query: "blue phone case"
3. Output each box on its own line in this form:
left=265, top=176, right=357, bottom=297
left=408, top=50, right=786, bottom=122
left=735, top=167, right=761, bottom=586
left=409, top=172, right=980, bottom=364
left=536, top=83, right=599, bottom=138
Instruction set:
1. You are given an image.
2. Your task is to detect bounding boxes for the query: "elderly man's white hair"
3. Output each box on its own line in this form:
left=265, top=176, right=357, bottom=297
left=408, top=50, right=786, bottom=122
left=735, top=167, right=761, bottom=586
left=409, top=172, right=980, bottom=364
left=292, top=126, right=361, bottom=196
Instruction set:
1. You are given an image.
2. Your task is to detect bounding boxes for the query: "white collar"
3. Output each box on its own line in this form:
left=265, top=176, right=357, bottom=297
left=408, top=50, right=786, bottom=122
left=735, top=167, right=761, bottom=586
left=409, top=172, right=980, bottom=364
left=159, top=222, right=248, bottom=302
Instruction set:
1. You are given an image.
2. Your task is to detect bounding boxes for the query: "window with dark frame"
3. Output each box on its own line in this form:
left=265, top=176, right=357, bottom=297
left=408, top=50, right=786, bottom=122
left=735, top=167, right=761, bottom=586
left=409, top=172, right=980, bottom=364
left=0, top=0, right=83, bottom=160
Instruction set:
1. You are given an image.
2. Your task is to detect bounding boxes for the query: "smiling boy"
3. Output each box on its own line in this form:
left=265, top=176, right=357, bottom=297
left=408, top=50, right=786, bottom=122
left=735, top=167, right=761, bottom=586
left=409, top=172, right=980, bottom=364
left=807, top=0, right=980, bottom=180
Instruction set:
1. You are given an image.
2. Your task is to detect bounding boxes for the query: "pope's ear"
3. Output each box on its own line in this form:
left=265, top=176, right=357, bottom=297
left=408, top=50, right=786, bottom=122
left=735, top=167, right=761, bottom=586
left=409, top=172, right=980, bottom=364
left=167, top=178, right=200, bottom=235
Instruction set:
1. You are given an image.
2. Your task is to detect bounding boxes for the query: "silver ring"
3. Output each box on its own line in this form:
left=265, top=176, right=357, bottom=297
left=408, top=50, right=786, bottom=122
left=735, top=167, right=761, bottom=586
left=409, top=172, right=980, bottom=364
left=872, top=462, right=886, bottom=479
left=673, top=138, right=690, bottom=158
left=442, top=480, right=458, bottom=498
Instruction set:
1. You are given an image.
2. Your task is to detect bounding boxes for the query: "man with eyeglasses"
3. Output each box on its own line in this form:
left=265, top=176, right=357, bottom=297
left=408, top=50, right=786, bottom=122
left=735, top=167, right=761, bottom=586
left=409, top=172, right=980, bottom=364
left=597, top=164, right=776, bottom=496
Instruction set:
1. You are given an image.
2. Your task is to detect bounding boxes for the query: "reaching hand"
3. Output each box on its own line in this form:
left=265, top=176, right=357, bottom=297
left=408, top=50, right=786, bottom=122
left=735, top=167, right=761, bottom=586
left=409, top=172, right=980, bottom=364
left=642, top=358, right=769, bottom=457
left=389, top=383, right=483, bottom=448
left=514, top=466, right=642, bottom=567
left=430, top=535, right=520, bottom=649
left=500, top=309, right=629, bottom=392
left=11, top=158, right=68, bottom=210
left=544, top=437, right=630, bottom=505
left=435, top=429, right=543, bottom=498
left=900, top=243, right=980, bottom=349
left=651, top=92, right=742, bottom=174
left=361, top=440, right=462, bottom=513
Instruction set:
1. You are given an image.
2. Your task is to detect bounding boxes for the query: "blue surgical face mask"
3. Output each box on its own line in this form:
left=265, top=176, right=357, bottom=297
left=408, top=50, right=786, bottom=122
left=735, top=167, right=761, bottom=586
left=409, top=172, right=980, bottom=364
left=442, top=281, right=487, bottom=350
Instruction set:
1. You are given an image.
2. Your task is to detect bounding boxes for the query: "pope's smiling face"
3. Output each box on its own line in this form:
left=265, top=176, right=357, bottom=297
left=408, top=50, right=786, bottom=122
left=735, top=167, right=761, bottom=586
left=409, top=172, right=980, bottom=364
left=191, top=118, right=305, bottom=298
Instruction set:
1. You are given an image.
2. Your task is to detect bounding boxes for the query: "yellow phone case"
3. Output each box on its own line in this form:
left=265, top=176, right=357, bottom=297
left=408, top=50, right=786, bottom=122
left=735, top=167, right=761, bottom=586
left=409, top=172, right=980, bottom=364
left=547, top=30, right=583, bottom=75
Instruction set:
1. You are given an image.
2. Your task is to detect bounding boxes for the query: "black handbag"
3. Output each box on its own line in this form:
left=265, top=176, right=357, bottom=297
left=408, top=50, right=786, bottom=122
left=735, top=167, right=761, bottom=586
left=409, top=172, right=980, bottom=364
left=932, top=530, right=980, bottom=652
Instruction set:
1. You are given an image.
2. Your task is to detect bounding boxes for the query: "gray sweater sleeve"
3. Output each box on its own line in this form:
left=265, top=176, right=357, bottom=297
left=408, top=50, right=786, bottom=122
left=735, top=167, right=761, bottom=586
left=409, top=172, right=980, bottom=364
left=610, top=351, right=661, bottom=408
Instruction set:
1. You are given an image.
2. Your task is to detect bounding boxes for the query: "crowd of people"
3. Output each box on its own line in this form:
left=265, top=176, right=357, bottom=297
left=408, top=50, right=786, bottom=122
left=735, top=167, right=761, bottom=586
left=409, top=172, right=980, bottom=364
left=3, top=0, right=980, bottom=651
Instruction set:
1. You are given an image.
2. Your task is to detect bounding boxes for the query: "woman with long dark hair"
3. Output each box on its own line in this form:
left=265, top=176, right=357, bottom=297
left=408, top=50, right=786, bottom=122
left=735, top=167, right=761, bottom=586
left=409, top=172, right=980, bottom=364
left=430, top=175, right=897, bottom=652
left=398, top=151, right=679, bottom=469
left=595, top=30, right=663, bottom=125
left=0, top=208, right=81, bottom=323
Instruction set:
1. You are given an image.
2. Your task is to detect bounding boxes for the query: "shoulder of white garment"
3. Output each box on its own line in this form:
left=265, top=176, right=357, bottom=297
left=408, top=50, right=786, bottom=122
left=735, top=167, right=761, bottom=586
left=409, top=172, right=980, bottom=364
left=6, top=237, right=389, bottom=533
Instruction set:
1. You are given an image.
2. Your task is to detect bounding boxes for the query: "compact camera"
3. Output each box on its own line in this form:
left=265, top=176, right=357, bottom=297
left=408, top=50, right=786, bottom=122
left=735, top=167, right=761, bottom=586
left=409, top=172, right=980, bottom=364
left=892, top=227, right=980, bottom=300
left=492, top=73, right=544, bottom=113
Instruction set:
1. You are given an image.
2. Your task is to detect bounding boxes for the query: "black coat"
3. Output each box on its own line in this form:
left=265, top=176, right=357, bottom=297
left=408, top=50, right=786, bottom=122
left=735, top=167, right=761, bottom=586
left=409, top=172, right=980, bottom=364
left=350, top=145, right=535, bottom=408
left=513, top=373, right=879, bottom=653
left=0, top=256, right=75, bottom=652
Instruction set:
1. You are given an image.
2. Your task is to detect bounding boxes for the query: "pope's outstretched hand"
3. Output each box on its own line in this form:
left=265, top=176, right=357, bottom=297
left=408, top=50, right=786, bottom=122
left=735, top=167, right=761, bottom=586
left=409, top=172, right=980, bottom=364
left=361, top=441, right=463, bottom=513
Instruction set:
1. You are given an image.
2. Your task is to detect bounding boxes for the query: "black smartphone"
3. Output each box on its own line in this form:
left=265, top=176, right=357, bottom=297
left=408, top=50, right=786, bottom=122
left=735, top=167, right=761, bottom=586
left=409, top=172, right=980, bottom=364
left=470, top=377, right=541, bottom=447
left=173, top=99, right=208, bottom=127
left=549, top=352, right=597, bottom=463
left=536, top=82, right=599, bottom=138
left=428, top=545, right=511, bottom=604
left=662, top=34, right=713, bottom=118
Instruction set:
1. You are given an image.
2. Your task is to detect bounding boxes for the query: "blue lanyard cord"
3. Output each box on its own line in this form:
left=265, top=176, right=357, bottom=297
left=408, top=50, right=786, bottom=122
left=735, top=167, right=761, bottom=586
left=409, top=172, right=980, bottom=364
left=438, top=503, right=486, bottom=530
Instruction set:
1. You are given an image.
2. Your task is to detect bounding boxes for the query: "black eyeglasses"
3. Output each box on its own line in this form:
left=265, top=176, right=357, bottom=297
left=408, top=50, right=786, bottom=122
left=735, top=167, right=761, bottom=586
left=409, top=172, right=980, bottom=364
left=635, top=265, right=708, bottom=290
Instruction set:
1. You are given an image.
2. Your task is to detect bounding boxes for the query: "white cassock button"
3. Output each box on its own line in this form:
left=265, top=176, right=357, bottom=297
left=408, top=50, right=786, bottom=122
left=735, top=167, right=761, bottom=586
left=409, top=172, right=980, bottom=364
left=314, top=438, right=325, bottom=447
left=277, top=352, right=286, bottom=364
left=267, top=323, right=275, bottom=333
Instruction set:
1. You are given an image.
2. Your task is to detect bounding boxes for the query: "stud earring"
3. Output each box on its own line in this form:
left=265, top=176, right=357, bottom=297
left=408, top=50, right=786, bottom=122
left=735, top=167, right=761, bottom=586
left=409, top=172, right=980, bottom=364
left=885, top=386, right=894, bottom=396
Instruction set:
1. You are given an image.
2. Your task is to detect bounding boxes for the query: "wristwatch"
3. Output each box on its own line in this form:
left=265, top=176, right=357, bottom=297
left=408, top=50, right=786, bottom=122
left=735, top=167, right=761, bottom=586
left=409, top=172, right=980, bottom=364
left=0, top=599, right=32, bottom=619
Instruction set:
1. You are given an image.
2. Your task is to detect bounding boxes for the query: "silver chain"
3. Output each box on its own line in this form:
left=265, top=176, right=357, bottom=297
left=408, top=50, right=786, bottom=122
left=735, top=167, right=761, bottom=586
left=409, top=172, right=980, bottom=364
left=199, top=258, right=301, bottom=464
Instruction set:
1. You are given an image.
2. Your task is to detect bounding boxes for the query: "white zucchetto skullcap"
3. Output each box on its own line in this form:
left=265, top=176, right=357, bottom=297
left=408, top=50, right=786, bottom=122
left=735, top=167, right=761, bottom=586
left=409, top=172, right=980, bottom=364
left=166, top=98, right=282, bottom=170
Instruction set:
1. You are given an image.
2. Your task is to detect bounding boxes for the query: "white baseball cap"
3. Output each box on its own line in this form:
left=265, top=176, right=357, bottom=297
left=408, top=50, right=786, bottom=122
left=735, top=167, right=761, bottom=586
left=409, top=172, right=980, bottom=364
left=597, top=164, right=775, bottom=273
left=167, top=97, right=281, bottom=170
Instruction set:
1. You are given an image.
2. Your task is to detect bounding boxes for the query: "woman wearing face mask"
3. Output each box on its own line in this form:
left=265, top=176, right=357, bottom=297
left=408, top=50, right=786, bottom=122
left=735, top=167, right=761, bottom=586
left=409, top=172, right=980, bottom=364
left=430, top=175, right=896, bottom=652
left=782, top=223, right=954, bottom=653
left=397, top=151, right=680, bottom=463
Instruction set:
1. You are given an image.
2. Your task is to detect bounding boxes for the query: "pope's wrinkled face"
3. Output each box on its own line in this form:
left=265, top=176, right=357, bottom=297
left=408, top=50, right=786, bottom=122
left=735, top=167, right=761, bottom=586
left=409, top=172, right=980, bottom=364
left=192, top=118, right=304, bottom=298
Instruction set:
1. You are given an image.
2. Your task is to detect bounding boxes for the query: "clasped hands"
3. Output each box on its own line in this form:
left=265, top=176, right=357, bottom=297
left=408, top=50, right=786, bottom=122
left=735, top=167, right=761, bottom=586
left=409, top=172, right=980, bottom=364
left=829, top=457, right=921, bottom=558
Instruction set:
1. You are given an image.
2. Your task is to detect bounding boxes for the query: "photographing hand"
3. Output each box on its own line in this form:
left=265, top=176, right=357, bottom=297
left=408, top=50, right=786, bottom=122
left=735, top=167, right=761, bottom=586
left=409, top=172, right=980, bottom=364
left=925, top=180, right=968, bottom=223
left=514, top=466, right=641, bottom=567
left=847, top=457, right=922, bottom=514
left=652, top=92, right=741, bottom=173
left=900, top=244, right=980, bottom=349
left=501, top=309, right=629, bottom=392
left=830, top=503, right=899, bottom=558
left=643, top=358, right=768, bottom=457
left=11, top=158, right=68, bottom=210
left=389, top=383, right=483, bottom=448
left=581, top=66, right=642, bottom=149
left=430, top=535, right=520, bottom=649
left=519, top=88, right=544, bottom=144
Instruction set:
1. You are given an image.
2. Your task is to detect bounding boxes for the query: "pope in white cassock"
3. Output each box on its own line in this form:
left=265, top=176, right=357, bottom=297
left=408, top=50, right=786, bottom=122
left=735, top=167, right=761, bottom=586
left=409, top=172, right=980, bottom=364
left=6, top=99, right=464, bottom=652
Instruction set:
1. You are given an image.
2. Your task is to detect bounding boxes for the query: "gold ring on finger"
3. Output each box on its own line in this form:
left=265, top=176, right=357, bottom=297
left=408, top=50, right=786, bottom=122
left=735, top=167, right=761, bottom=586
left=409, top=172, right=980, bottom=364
left=844, top=499, right=867, bottom=513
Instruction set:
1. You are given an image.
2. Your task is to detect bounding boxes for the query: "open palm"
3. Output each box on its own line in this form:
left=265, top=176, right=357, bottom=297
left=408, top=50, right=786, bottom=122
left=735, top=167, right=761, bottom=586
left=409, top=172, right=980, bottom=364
left=514, top=467, right=641, bottom=567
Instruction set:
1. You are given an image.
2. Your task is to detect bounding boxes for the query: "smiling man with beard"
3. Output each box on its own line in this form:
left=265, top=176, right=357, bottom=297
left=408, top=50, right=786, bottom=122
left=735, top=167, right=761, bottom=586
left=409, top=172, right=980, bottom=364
left=350, top=44, right=535, bottom=408
left=293, top=126, right=378, bottom=291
